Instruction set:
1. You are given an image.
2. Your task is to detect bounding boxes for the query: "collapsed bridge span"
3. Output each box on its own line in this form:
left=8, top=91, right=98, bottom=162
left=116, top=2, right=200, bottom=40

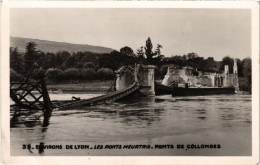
left=10, top=65, right=156, bottom=122
left=56, top=81, right=140, bottom=110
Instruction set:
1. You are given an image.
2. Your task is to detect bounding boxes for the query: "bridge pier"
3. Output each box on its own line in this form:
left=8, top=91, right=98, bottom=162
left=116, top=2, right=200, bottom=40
left=115, top=65, right=155, bottom=96
left=138, top=65, right=156, bottom=96
left=115, top=67, right=134, bottom=91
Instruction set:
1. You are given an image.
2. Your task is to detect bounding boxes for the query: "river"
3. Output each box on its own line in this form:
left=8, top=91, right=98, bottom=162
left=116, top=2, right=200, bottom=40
left=10, top=93, right=251, bottom=156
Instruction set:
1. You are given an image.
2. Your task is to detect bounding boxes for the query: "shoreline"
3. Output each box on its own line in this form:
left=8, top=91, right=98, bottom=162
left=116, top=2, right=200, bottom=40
left=46, top=80, right=114, bottom=93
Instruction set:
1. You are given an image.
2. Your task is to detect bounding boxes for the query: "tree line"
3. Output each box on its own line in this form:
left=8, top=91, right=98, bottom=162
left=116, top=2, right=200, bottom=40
left=10, top=37, right=251, bottom=90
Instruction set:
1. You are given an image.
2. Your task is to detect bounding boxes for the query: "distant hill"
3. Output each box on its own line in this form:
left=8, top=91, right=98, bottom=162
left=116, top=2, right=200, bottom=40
left=10, top=36, right=114, bottom=54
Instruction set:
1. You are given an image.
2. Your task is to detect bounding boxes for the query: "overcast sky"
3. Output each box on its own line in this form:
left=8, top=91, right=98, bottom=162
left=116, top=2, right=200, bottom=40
left=10, top=8, right=251, bottom=61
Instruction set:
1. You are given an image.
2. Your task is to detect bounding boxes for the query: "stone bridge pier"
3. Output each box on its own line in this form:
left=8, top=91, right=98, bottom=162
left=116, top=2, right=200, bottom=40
left=115, top=65, right=155, bottom=96
left=138, top=65, right=155, bottom=96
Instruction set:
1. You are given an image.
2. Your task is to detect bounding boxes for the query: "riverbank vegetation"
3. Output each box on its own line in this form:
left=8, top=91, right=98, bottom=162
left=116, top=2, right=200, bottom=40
left=10, top=37, right=252, bottom=92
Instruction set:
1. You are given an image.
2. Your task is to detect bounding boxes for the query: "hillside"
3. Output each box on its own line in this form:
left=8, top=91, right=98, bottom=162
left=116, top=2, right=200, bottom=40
left=10, top=36, right=114, bottom=54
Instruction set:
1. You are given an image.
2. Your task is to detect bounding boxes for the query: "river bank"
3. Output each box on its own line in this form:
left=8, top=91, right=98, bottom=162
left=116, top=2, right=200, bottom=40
left=46, top=80, right=114, bottom=93
left=46, top=78, right=250, bottom=94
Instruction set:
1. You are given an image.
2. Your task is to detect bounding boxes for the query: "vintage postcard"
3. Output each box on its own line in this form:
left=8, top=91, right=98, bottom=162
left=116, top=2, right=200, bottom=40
left=1, top=1, right=259, bottom=165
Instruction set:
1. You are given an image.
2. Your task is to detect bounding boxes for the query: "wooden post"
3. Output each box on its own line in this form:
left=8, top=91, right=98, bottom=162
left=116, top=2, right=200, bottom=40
left=40, top=79, right=52, bottom=127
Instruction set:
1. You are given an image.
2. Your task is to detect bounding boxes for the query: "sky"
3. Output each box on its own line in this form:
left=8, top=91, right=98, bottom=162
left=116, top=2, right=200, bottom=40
left=10, top=8, right=251, bottom=61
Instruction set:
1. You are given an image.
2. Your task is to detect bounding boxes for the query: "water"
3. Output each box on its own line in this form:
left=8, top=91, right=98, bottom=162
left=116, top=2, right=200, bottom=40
left=10, top=94, right=251, bottom=156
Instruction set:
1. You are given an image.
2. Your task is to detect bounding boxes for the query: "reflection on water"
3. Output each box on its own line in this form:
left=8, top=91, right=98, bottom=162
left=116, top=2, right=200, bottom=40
left=10, top=94, right=251, bottom=156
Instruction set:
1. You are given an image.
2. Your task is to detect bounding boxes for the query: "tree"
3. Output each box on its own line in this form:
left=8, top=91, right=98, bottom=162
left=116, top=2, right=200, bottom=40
left=99, top=50, right=136, bottom=70
left=97, top=68, right=114, bottom=80
left=57, top=51, right=71, bottom=63
left=120, top=46, right=135, bottom=57
left=187, top=52, right=198, bottom=59
left=167, top=55, right=185, bottom=67
left=136, top=46, right=145, bottom=64
left=10, top=68, right=22, bottom=82
left=204, top=57, right=217, bottom=72
left=219, top=56, right=234, bottom=73
left=188, top=56, right=205, bottom=71
left=31, top=67, right=45, bottom=80
left=236, top=59, right=243, bottom=77
left=55, top=54, right=64, bottom=68
left=242, top=58, right=252, bottom=92
left=99, top=51, right=121, bottom=70
left=242, top=58, right=251, bottom=79
left=83, top=62, right=95, bottom=69
left=63, top=68, right=80, bottom=80
left=144, top=37, right=155, bottom=63
left=24, top=42, right=39, bottom=73
left=46, top=68, right=63, bottom=82
left=43, top=53, right=56, bottom=69
left=80, top=52, right=99, bottom=66
left=153, top=44, right=164, bottom=65
left=55, top=51, right=71, bottom=69
left=65, top=56, right=77, bottom=68
left=80, top=68, right=96, bottom=80
left=10, top=47, right=23, bottom=74
left=155, top=44, right=162, bottom=57
left=136, top=46, right=144, bottom=58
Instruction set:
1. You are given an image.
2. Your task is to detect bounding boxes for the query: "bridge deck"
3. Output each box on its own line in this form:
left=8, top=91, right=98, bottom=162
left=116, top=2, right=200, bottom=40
left=56, top=81, right=139, bottom=110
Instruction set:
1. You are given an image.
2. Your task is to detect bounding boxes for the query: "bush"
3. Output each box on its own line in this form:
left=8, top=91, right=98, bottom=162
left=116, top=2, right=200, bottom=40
left=97, top=68, right=114, bottom=80
left=83, top=62, right=95, bottom=69
left=76, top=62, right=84, bottom=68
left=239, top=77, right=251, bottom=92
left=10, top=68, right=22, bottom=82
left=80, top=68, right=96, bottom=80
left=31, top=68, right=45, bottom=80
left=63, top=68, right=80, bottom=80
left=46, top=68, right=63, bottom=82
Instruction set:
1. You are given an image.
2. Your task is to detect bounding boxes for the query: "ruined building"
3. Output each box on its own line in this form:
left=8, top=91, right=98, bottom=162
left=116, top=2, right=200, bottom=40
left=162, top=60, right=239, bottom=91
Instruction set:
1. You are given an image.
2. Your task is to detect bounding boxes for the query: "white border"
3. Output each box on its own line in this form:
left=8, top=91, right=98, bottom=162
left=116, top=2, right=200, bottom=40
left=1, top=1, right=259, bottom=165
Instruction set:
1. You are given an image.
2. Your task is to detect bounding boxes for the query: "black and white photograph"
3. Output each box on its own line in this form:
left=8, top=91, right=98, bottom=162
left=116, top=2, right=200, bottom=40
left=1, top=1, right=259, bottom=164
